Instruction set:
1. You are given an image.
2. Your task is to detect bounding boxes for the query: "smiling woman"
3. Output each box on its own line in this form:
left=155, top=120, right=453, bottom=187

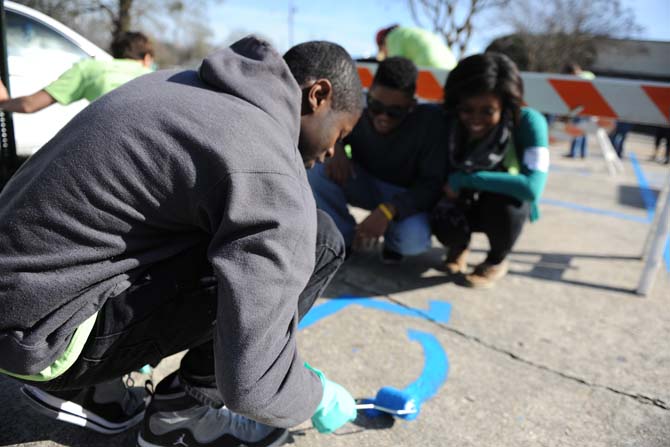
left=432, top=52, right=550, bottom=289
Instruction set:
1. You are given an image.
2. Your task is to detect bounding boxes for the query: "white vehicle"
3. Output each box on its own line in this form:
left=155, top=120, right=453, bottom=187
left=4, top=1, right=112, bottom=156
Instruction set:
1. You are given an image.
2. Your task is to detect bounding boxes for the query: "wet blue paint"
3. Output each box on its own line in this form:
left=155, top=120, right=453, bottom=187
left=298, top=297, right=452, bottom=330
left=400, top=329, right=449, bottom=420
left=540, top=198, right=650, bottom=223
left=299, top=297, right=451, bottom=420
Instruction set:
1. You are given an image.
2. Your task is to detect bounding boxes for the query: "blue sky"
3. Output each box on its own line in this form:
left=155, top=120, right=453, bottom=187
left=208, top=0, right=670, bottom=57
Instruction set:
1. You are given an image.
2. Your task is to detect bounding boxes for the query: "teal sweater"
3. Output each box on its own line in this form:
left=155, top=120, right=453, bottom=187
left=448, top=107, right=549, bottom=221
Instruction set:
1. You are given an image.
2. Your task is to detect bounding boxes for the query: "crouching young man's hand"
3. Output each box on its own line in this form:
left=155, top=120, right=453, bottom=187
left=304, top=362, right=357, bottom=433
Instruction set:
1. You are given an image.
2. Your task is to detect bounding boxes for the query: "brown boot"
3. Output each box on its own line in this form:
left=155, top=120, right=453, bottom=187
left=445, top=247, right=469, bottom=275
left=465, top=260, right=509, bottom=288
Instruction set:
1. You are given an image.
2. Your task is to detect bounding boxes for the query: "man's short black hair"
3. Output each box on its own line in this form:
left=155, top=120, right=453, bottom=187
left=372, top=57, right=417, bottom=96
left=111, top=31, right=153, bottom=60
left=562, top=62, right=581, bottom=75
left=283, top=41, right=363, bottom=114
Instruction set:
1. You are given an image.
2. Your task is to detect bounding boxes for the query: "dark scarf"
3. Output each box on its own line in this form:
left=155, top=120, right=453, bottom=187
left=447, top=111, right=514, bottom=173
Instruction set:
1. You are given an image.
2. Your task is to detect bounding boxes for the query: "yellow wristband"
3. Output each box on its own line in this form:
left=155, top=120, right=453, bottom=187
left=378, top=203, right=394, bottom=221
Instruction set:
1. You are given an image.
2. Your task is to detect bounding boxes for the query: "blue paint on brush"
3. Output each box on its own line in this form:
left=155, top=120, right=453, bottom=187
left=300, top=297, right=451, bottom=420
left=358, top=330, right=449, bottom=420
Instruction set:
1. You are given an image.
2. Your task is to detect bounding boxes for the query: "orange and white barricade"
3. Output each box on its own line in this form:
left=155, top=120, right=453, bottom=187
left=357, top=62, right=670, bottom=176
left=356, top=62, right=670, bottom=126
left=358, top=62, right=670, bottom=296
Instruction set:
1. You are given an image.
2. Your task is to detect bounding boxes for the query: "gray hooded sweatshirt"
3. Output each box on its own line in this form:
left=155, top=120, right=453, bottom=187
left=0, top=37, right=322, bottom=427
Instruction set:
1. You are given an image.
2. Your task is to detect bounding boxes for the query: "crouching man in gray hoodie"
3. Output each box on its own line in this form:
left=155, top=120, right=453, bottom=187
left=0, top=37, right=362, bottom=446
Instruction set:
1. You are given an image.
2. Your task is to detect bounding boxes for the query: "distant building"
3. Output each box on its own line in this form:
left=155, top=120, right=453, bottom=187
left=591, top=38, right=670, bottom=82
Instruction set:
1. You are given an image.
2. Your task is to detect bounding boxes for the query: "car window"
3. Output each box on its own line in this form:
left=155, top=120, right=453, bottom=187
left=6, top=10, right=88, bottom=61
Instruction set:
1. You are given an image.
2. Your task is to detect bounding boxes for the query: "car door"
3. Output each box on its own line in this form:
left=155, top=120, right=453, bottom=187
left=5, top=7, right=106, bottom=156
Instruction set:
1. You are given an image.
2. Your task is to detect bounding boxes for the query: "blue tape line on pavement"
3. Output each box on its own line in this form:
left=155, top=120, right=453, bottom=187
left=629, top=153, right=656, bottom=221
left=540, top=198, right=650, bottom=223
left=665, top=236, right=670, bottom=273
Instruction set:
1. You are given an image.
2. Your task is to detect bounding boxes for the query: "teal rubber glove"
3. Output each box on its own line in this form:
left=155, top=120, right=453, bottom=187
left=305, top=362, right=357, bottom=434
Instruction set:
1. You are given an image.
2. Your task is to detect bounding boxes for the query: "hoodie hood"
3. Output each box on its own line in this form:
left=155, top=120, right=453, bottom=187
left=199, top=36, right=301, bottom=145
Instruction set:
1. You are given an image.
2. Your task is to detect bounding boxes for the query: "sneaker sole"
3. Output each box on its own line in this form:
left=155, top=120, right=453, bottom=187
left=21, top=385, right=145, bottom=435
left=464, top=278, right=497, bottom=289
left=137, top=427, right=290, bottom=447
left=464, top=273, right=506, bottom=289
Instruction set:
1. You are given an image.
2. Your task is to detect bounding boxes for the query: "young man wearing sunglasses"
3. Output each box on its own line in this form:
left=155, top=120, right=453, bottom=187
left=307, top=57, right=446, bottom=262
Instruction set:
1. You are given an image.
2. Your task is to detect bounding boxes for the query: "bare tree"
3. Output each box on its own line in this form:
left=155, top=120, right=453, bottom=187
left=407, top=0, right=510, bottom=57
left=16, top=1, right=148, bottom=39
left=488, top=0, right=641, bottom=72
left=14, top=1, right=218, bottom=46
left=14, top=1, right=222, bottom=67
left=508, top=0, right=639, bottom=37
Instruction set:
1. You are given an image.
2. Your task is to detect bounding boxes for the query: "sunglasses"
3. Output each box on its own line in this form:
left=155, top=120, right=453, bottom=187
left=366, top=95, right=412, bottom=120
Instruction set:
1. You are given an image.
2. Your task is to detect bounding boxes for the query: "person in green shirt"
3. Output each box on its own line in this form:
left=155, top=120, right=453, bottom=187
left=562, top=62, right=594, bottom=158
left=376, top=24, right=456, bottom=69
left=0, top=31, right=154, bottom=113
left=432, top=52, right=549, bottom=288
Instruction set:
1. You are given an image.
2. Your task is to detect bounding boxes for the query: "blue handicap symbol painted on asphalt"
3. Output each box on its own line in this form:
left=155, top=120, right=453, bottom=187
left=300, top=296, right=451, bottom=418
left=299, top=296, right=452, bottom=330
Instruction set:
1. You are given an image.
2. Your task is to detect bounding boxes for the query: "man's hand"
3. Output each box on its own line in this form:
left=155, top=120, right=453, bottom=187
left=443, top=183, right=459, bottom=200
left=0, top=88, right=55, bottom=113
left=325, top=143, right=354, bottom=186
left=0, top=79, right=9, bottom=102
left=354, top=207, right=391, bottom=247
left=305, top=363, right=357, bottom=434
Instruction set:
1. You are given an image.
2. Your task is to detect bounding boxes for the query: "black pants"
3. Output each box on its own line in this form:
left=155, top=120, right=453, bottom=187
left=433, top=191, right=530, bottom=265
left=29, top=210, right=344, bottom=403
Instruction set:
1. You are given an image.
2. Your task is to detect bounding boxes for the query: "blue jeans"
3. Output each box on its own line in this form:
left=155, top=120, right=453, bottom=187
left=569, top=117, right=588, bottom=158
left=569, top=135, right=587, bottom=158
left=609, top=122, right=632, bottom=158
left=307, top=163, right=432, bottom=255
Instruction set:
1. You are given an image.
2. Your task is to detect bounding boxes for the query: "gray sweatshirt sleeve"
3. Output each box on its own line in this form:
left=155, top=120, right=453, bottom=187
left=197, top=171, right=323, bottom=428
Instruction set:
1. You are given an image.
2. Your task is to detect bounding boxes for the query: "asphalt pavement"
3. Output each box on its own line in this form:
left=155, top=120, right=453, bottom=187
left=1, top=134, right=669, bottom=447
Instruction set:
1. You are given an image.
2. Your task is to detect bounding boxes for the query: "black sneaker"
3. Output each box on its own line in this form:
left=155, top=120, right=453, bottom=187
left=381, top=246, right=404, bottom=264
left=21, top=377, right=147, bottom=434
left=137, top=372, right=288, bottom=447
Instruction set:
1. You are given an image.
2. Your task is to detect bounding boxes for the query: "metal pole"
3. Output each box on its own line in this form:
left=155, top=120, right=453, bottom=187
left=636, top=170, right=670, bottom=296
left=640, top=170, right=670, bottom=259
left=0, top=0, right=18, bottom=190
left=594, top=127, right=624, bottom=176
